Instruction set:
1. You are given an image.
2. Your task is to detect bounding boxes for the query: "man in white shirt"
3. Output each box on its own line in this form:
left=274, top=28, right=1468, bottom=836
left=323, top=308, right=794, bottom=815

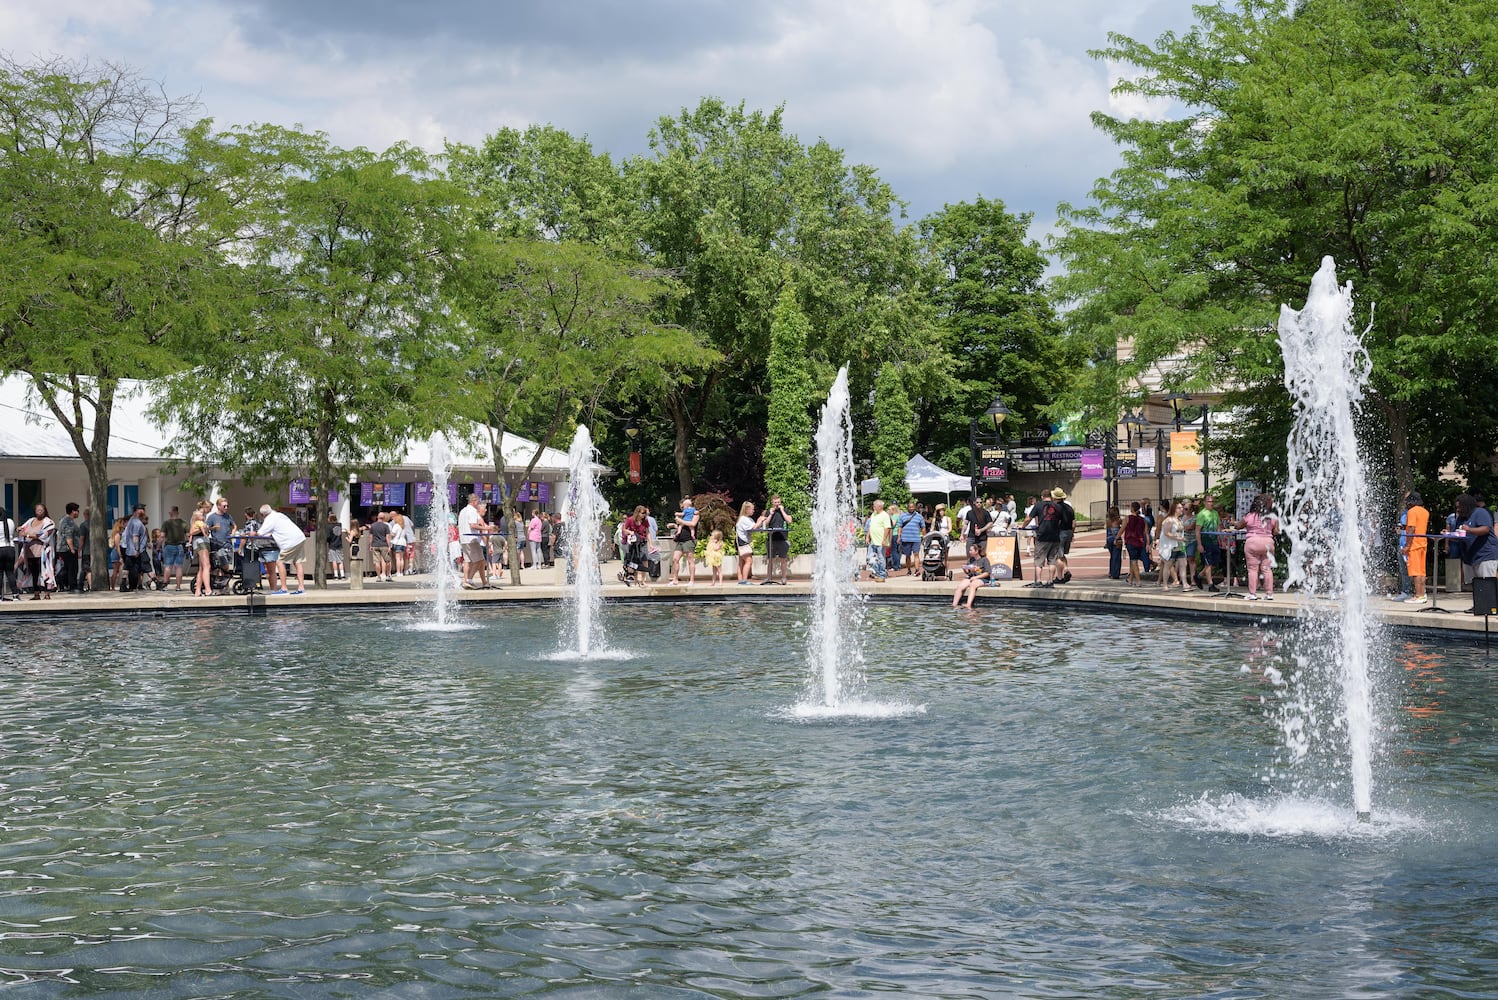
left=258, top=503, right=309, bottom=594
left=457, top=494, right=490, bottom=589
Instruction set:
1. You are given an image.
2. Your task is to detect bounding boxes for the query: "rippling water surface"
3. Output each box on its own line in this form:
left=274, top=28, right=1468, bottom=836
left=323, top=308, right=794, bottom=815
left=1, top=604, right=1495, bottom=997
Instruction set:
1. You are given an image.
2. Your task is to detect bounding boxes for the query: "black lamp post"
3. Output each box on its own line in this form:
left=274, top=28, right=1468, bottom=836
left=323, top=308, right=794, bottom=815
left=968, top=395, right=1011, bottom=498
left=625, top=418, right=642, bottom=485
left=1162, top=392, right=1210, bottom=491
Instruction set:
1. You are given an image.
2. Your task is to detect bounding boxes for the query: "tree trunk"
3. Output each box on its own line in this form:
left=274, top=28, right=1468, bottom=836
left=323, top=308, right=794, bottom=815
left=1383, top=396, right=1413, bottom=503
left=667, top=393, right=694, bottom=500
left=313, top=411, right=333, bottom=589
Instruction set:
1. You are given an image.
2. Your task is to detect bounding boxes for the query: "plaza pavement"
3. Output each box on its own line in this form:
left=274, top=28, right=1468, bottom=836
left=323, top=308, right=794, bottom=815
left=0, top=530, right=1491, bottom=642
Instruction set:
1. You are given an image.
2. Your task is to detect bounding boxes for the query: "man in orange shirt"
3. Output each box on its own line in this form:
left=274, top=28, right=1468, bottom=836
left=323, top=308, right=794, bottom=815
left=1402, top=492, right=1430, bottom=604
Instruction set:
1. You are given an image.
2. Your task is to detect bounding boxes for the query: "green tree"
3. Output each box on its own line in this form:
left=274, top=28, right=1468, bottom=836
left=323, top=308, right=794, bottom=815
left=870, top=363, right=916, bottom=508
left=0, top=57, right=260, bottom=583
left=442, top=234, right=715, bottom=582
left=1052, top=0, right=1498, bottom=499
left=156, top=130, right=464, bottom=587
left=762, top=283, right=814, bottom=553
left=627, top=98, right=944, bottom=500
left=917, top=197, right=1072, bottom=468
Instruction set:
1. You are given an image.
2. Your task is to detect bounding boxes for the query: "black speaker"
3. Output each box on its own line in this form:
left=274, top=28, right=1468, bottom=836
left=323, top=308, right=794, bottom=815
left=1473, top=577, right=1498, bottom=616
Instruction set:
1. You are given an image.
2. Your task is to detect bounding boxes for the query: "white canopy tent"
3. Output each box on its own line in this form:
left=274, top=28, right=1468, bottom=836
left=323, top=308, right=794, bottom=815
left=904, top=454, right=971, bottom=499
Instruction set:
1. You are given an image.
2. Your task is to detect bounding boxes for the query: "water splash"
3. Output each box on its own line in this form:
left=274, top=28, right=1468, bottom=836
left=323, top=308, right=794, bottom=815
left=1277, top=255, right=1379, bottom=819
left=560, top=425, right=608, bottom=658
left=424, top=432, right=463, bottom=629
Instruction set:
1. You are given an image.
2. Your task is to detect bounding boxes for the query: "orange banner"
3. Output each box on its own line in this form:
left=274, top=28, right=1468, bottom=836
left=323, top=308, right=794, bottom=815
left=1169, top=431, right=1200, bottom=472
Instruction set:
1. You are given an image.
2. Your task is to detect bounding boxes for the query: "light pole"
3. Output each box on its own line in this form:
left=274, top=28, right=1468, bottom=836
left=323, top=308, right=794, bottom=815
left=624, top=417, right=642, bottom=486
left=968, top=395, right=1011, bottom=500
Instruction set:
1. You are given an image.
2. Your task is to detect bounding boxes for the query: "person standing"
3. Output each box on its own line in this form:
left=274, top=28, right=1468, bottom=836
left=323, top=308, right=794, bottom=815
left=457, top=494, right=490, bottom=590
left=1454, top=493, right=1498, bottom=580
left=763, top=495, right=793, bottom=585
left=368, top=511, right=392, bottom=581
left=388, top=509, right=408, bottom=577
left=256, top=504, right=308, bottom=594
left=1240, top=493, right=1280, bottom=600
left=18, top=504, right=56, bottom=600
left=326, top=514, right=345, bottom=581
left=0, top=507, right=18, bottom=601
left=964, top=499, right=992, bottom=549
left=735, top=501, right=759, bottom=585
left=188, top=511, right=212, bottom=596
left=1050, top=489, right=1076, bottom=584
left=1194, top=495, right=1222, bottom=592
left=524, top=508, right=543, bottom=570
left=896, top=500, right=925, bottom=577
left=161, top=506, right=188, bottom=591
left=121, top=504, right=149, bottom=593
left=206, top=497, right=236, bottom=546
left=1104, top=505, right=1123, bottom=580
left=865, top=499, right=893, bottom=583
left=55, top=503, right=82, bottom=592
left=670, top=496, right=700, bottom=585
left=1027, top=492, right=1063, bottom=588
left=1123, top=501, right=1150, bottom=587
left=1401, top=492, right=1430, bottom=605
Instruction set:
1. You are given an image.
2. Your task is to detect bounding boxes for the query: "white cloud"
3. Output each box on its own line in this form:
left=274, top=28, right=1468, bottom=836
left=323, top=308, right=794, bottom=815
left=1105, top=59, right=1174, bottom=121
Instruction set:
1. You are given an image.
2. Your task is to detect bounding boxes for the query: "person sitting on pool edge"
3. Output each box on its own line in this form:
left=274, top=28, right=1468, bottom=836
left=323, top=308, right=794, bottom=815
left=952, top=541, right=992, bottom=610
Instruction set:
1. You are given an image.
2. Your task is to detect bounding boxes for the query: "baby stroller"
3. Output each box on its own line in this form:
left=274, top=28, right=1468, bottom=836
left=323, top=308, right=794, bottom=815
left=233, top=537, right=280, bottom=595
left=617, top=530, right=647, bottom=587
left=206, top=538, right=238, bottom=595
left=920, top=531, right=952, bottom=581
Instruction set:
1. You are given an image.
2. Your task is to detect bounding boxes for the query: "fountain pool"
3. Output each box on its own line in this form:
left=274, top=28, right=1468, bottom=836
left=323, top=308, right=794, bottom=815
left=1, top=605, right=1493, bottom=997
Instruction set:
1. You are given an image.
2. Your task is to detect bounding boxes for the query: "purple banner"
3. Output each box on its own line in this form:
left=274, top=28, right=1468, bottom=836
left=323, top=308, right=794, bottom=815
left=328, top=487, right=340, bottom=505
left=1080, top=449, right=1106, bottom=480
left=289, top=478, right=311, bottom=504
left=414, top=481, right=432, bottom=506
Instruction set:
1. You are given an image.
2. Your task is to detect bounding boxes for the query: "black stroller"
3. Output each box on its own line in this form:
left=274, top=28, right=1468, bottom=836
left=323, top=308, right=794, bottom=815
left=617, top=530, right=647, bottom=587
left=206, top=538, right=239, bottom=595
left=920, top=531, right=953, bottom=581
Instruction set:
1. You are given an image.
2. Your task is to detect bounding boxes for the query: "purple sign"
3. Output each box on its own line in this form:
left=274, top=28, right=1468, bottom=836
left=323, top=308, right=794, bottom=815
left=514, top=481, right=552, bottom=505
left=1080, top=449, right=1106, bottom=480
left=328, top=487, right=340, bottom=505
left=289, top=478, right=311, bottom=504
left=414, top=481, right=432, bottom=506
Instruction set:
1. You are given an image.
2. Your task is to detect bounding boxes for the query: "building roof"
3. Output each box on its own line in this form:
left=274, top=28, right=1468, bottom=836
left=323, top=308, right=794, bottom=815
left=0, top=376, right=575, bottom=476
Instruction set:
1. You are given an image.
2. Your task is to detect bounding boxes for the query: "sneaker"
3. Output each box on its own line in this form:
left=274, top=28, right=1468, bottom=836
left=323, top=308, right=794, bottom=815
left=1390, top=592, right=1411, bottom=602
left=1041, top=581, right=1055, bottom=589
left=1209, top=584, right=1220, bottom=593
left=1263, top=595, right=1274, bottom=601
left=290, top=589, right=305, bottom=596
left=1408, top=595, right=1428, bottom=605
left=1246, top=593, right=1261, bottom=601
left=1061, top=571, right=1073, bottom=584
left=269, top=589, right=289, bottom=596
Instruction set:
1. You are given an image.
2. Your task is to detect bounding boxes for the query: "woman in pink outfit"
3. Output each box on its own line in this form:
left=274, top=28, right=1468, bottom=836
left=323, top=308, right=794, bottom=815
left=1239, top=493, right=1279, bottom=600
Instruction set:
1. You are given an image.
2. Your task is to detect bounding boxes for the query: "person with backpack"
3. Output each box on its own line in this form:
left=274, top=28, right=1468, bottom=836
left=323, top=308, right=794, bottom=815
left=1025, top=490, right=1065, bottom=589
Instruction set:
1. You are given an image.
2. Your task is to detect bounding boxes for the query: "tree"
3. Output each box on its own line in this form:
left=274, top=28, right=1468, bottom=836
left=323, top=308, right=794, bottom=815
left=156, top=131, right=464, bottom=587
left=870, top=363, right=916, bottom=508
left=762, top=283, right=814, bottom=554
left=442, top=234, right=714, bottom=583
left=917, top=197, right=1073, bottom=468
left=0, top=57, right=258, bottom=584
left=1051, top=0, right=1498, bottom=499
left=627, top=98, right=945, bottom=500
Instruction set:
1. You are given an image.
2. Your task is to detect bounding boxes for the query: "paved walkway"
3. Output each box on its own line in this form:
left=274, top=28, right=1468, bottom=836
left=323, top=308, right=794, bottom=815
left=1, top=531, right=1491, bottom=641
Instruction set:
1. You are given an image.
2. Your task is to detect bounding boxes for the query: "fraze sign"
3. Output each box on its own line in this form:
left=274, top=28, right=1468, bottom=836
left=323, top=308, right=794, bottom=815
left=977, top=446, right=1009, bottom=484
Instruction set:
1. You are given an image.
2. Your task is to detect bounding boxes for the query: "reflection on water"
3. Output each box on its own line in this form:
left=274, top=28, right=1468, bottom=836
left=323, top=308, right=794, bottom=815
left=0, top=605, right=1494, bottom=997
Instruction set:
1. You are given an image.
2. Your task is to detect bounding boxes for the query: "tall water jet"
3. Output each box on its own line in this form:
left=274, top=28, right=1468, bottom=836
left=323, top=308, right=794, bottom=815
left=1278, top=255, right=1378, bottom=820
left=805, top=367, right=864, bottom=708
left=560, top=425, right=607, bottom=657
left=427, top=432, right=460, bottom=627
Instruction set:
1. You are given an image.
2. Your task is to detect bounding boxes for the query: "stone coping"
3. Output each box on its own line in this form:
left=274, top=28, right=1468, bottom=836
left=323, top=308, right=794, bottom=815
left=2, top=568, right=1494, bottom=644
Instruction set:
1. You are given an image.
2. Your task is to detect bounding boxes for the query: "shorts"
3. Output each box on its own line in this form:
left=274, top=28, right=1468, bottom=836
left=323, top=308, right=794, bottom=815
left=462, top=540, right=486, bottom=564
left=675, top=538, right=696, bottom=553
left=1184, top=540, right=1198, bottom=559
left=1127, top=543, right=1148, bottom=563
left=1406, top=541, right=1427, bottom=576
left=1035, top=539, right=1062, bottom=567
left=391, top=543, right=407, bottom=553
left=1060, top=530, right=1074, bottom=555
left=192, top=537, right=209, bottom=554
left=900, top=540, right=920, bottom=557
left=769, top=538, right=789, bottom=559
left=328, top=548, right=344, bottom=566
left=162, top=544, right=185, bottom=567
left=279, top=538, right=305, bottom=563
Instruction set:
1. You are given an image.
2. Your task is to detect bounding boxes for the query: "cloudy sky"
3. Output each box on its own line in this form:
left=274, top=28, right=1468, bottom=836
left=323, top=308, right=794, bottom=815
left=2, top=0, right=1193, bottom=239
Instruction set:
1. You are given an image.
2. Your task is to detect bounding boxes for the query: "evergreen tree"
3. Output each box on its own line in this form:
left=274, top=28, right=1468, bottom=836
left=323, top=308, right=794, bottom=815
left=763, top=284, right=815, bottom=553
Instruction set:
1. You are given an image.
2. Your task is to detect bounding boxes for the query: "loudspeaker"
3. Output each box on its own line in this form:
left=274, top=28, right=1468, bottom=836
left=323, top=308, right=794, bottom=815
left=1473, top=577, right=1498, bottom=616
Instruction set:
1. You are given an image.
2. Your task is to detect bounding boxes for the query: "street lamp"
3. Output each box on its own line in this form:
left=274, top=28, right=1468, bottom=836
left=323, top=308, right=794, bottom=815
left=624, top=417, right=642, bottom=485
left=969, top=395, right=1012, bottom=498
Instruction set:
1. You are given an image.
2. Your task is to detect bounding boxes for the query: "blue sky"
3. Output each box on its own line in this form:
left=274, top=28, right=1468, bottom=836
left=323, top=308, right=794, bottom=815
left=3, top=0, right=1194, bottom=239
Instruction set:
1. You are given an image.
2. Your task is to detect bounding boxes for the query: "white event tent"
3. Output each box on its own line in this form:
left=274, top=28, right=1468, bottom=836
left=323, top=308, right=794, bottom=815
left=904, top=454, right=972, bottom=500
